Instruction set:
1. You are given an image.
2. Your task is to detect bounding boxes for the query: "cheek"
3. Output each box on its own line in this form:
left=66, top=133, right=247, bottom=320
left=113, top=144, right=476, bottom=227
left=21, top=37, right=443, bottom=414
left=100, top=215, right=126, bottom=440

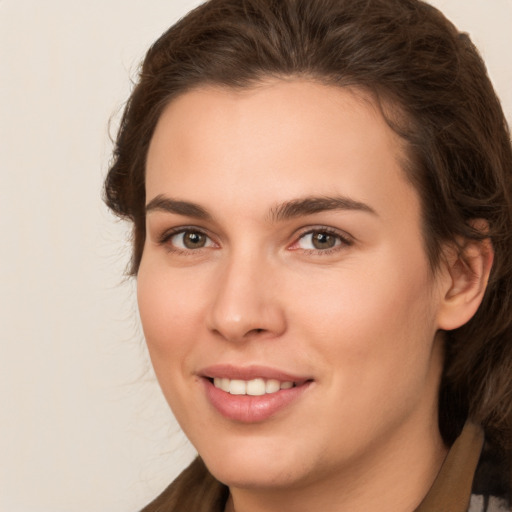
left=289, top=258, right=441, bottom=442
left=136, top=262, right=213, bottom=427
left=288, top=248, right=438, bottom=383
left=136, top=260, right=209, bottom=366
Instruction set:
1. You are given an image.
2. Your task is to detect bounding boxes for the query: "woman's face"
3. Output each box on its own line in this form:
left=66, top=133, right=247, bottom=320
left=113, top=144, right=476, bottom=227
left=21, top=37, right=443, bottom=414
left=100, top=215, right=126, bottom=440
left=138, top=80, right=447, bottom=490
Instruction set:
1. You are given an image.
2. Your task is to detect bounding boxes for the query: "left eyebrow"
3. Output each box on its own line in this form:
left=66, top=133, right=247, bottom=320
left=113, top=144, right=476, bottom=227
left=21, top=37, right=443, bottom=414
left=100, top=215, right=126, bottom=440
left=268, top=195, right=378, bottom=222
left=145, top=195, right=213, bottom=220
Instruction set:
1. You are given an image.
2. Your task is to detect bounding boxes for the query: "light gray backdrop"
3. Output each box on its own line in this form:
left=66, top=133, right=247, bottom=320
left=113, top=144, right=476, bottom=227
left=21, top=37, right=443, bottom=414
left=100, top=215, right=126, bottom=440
left=1, top=1, right=511, bottom=510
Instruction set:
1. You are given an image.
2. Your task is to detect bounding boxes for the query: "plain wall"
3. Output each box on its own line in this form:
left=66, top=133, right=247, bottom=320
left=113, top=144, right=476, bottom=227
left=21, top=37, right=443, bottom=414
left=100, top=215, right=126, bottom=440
left=1, top=1, right=511, bottom=510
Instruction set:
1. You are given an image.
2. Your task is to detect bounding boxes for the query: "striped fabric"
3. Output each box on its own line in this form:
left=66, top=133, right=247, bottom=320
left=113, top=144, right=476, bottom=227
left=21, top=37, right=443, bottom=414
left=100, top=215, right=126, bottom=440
left=469, top=495, right=511, bottom=512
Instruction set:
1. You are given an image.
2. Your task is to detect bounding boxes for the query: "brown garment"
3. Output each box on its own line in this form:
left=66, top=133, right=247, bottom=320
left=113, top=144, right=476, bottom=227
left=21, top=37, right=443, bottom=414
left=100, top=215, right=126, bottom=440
left=414, top=421, right=484, bottom=512
left=140, top=422, right=504, bottom=512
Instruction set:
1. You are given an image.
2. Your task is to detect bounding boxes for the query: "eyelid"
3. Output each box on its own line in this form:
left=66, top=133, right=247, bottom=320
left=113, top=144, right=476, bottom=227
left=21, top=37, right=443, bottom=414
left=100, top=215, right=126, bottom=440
left=158, top=225, right=219, bottom=251
left=288, top=226, right=354, bottom=253
left=155, top=224, right=353, bottom=254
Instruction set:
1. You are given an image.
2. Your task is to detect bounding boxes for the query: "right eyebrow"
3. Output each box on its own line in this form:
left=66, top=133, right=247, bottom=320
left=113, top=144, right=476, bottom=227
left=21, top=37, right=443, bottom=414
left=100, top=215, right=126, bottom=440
left=268, top=195, right=378, bottom=222
left=145, top=195, right=213, bottom=221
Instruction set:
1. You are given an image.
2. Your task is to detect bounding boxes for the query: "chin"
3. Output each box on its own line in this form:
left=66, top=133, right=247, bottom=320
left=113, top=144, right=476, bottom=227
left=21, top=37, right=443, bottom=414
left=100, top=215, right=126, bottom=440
left=209, top=460, right=304, bottom=491
left=198, top=435, right=312, bottom=490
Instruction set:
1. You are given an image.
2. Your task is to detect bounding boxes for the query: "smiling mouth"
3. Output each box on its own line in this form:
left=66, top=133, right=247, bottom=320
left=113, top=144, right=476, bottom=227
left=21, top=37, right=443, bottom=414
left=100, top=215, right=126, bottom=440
left=209, top=377, right=298, bottom=396
left=202, top=372, right=313, bottom=422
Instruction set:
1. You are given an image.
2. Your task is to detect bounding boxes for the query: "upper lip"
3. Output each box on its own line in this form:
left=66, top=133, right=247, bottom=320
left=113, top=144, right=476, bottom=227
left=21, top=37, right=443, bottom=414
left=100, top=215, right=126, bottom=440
left=199, top=364, right=312, bottom=384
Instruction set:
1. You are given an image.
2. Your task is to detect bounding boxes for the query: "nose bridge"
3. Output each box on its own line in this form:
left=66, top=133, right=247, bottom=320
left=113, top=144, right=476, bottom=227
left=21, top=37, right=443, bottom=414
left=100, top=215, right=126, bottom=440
left=207, top=245, right=285, bottom=341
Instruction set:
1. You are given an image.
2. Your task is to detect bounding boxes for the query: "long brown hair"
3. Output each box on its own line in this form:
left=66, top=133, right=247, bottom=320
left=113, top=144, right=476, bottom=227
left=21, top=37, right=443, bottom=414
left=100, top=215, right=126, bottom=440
left=105, top=0, right=512, bottom=454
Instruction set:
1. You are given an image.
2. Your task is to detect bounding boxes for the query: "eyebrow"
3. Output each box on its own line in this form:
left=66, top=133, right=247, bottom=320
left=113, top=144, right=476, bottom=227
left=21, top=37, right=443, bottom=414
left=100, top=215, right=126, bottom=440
left=146, top=195, right=213, bottom=220
left=145, top=194, right=377, bottom=222
left=268, top=195, right=377, bottom=222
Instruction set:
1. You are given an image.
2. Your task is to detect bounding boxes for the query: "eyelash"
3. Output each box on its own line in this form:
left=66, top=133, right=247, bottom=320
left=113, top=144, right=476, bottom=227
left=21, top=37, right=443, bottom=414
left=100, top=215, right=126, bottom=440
left=157, top=226, right=353, bottom=255
left=158, top=226, right=217, bottom=255
left=290, top=226, right=353, bottom=255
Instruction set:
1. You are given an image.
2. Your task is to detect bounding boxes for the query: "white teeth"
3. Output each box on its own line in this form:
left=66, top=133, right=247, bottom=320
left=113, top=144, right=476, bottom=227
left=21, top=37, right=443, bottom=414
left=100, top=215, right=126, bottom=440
left=220, top=378, right=230, bottom=392
left=213, top=377, right=232, bottom=393
left=212, top=377, right=296, bottom=395
left=229, top=379, right=247, bottom=395
left=246, top=378, right=266, bottom=396
left=265, top=379, right=280, bottom=393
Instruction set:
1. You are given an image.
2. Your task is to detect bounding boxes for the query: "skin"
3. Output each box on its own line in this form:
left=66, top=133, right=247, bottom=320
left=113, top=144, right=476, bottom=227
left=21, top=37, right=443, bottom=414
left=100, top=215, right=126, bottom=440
left=138, top=80, right=487, bottom=512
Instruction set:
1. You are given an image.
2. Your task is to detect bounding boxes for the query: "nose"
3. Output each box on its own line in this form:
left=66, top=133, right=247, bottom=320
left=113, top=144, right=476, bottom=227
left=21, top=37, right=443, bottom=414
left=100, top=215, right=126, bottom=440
left=206, top=251, right=287, bottom=342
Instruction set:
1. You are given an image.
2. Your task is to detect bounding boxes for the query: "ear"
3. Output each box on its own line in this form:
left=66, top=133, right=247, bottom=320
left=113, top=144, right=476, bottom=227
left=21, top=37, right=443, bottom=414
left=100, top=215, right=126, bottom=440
left=436, top=222, right=494, bottom=331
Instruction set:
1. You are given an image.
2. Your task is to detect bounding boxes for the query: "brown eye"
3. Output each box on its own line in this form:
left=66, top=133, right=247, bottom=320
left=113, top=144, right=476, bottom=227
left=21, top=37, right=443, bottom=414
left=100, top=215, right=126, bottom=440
left=169, top=230, right=213, bottom=250
left=311, top=232, right=337, bottom=250
left=295, top=229, right=348, bottom=252
left=183, top=231, right=206, bottom=249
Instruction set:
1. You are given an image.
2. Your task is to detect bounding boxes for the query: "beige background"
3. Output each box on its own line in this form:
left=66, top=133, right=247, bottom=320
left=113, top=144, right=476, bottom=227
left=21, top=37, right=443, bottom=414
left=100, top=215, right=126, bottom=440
left=1, top=1, right=511, bottom=510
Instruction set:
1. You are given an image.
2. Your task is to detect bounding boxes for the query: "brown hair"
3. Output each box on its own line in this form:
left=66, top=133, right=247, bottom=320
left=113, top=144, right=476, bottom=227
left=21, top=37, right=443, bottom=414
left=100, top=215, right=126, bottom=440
left=105, top=0, right=512, bottom=450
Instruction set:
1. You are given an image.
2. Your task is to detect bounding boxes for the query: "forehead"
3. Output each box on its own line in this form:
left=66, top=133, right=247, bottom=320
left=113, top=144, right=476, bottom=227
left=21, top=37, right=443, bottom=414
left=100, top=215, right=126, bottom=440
left=146, top=80, right=418, bottom=222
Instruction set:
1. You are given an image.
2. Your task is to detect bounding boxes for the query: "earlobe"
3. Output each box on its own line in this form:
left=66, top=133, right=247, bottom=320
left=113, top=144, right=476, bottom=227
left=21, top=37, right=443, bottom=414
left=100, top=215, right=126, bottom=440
left=436, top=231, right=494, bottom=331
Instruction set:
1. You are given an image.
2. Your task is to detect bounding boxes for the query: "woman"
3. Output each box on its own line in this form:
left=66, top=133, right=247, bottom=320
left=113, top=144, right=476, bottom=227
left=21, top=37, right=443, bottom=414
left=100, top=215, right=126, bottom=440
left=104, top=0, right=512, bottom=510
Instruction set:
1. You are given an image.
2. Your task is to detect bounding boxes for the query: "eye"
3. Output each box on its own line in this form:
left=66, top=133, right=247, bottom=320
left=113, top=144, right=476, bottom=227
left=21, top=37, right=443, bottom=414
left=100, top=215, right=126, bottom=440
left=165, top=229, right=216, bottom=250
left=293, top=228, right=352, bottom=252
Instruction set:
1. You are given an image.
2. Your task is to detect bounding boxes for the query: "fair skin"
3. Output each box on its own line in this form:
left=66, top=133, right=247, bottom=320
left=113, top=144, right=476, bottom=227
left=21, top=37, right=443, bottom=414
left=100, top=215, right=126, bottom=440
left=138, top=80, right=491, bottom=512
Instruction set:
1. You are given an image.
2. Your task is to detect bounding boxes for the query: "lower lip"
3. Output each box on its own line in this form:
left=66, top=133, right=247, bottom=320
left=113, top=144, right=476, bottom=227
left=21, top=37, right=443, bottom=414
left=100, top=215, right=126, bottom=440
left=203, top=379, right=312, bottom=423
